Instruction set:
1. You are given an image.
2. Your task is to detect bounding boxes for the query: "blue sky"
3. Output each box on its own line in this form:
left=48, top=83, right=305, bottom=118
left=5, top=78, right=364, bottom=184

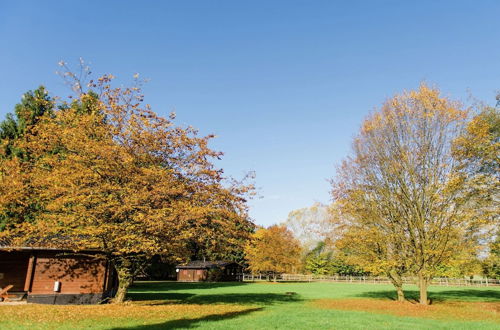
left=1, top=1, right=500, bottom=226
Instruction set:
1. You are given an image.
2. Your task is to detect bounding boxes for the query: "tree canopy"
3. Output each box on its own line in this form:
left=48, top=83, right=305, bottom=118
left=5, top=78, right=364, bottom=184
left=245, top=225, right=301, bottom=278
left=331, top=85, right=495, bottom=304
left=0, top=69, right=254, bottom=302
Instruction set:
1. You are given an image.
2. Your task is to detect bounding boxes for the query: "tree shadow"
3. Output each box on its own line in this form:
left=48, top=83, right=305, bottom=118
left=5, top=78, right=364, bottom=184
left=131, top=281, right=248, bottom=291
left=128, top=292, right=302, bottom=305
left=357, top=289, right=500, bottom=303
left=110, top=307, right=263, bottom=330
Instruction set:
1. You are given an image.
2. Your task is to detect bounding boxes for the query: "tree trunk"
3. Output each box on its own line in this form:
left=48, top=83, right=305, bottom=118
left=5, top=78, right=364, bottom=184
left=113, top=263, right=134, bottom=303
left=396, top=285, right=405, bottom=302
left=418, top=271, right=429, bottom=305
left=387, top=271, right=405, bottom=302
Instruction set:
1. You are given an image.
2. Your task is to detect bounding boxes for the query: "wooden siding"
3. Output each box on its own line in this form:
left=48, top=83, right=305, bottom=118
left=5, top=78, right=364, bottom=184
left=30, top=253, right=107, bottom=294
left=178, top=269, right=207, bottom=282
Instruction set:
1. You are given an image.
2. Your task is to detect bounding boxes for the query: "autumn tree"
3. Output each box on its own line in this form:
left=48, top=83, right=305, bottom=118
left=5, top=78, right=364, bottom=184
left=282, top=202, right=334, bottom=252
left=0, top=66, right=253, bottom=302
left=245, top=225, right=301, bottom=279
left=453, top=102, right=499, bottom=279
left=482, top=233, right=500, bottom=279
left=185, top=173, right=256, bottom=264
left=332, top=210, right=410, bottom=301
left=331, top=85, right=490, bottom=305
left=0, top=87, right=54, bottom=231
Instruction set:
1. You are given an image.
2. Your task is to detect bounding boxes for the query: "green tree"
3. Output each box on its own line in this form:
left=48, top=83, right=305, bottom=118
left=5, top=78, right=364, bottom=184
left=0, top=87, right=54, bottom=231
left=0, top=86, right=54, bottom=158
left=482, top=232, right=500, bottom=279
left=304, top=241, right=334, bottom=275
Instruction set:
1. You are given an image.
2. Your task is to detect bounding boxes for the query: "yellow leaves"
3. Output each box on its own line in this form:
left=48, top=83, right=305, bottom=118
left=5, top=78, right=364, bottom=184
left=331, top=83, right=485, bottom=286
left=0, top=70, right=254, bottom=266
left=0, top=302, right=252, bottom=327
left=245, top=225, right=302, bottom=274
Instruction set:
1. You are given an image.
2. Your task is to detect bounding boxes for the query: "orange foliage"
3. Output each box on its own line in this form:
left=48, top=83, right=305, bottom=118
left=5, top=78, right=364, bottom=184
left=245, top=225, right=302, bottom=275
left=313, top=298, right=500, bottom=323
left=0, top=69, right=254, bottom=302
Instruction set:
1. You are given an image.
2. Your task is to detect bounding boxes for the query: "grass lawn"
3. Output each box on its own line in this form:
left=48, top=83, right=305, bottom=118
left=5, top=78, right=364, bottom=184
left=1, top=281, right=499, bottom=329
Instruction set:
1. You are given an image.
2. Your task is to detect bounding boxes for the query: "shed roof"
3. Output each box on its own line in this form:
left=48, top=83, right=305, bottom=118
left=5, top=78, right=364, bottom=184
left=176, top=260, right=241, bottom=269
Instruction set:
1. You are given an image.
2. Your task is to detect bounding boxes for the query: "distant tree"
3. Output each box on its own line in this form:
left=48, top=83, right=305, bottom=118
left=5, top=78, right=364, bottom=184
left=185, top=173, right=256, bottom=264
left=245, top=225, right=301, bottom=279
left=282, top=203, right=334, bottom=252
left=482, top=233, right=500, bottom=279
left=304, top=241, right=334, bottom=275
left=0, top=68, right=253, bottom=303
left=331, top=85, right=491, bottom=305
left=453, top=100, right=499, bottom=279
left=333, top=214, right=409, bottom=301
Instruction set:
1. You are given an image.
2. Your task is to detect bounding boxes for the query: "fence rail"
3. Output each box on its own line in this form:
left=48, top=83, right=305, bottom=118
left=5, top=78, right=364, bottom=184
left=241, top=273, right=500, bottom=287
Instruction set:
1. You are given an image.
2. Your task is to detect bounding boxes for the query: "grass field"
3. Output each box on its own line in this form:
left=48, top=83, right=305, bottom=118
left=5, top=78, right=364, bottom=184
left=1, top=281, right=499, bottom=329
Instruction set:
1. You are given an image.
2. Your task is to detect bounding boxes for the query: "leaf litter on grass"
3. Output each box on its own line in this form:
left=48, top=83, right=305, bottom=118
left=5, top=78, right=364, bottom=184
left=312, top=298, right=500, bottom=323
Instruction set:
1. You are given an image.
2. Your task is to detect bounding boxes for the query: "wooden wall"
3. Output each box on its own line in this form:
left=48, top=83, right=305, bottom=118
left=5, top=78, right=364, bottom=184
left=30, top=253, right=107, bottom=294
left=0, top=250, right=110, bottom=294
left=178, top=269, right=207, bottom=282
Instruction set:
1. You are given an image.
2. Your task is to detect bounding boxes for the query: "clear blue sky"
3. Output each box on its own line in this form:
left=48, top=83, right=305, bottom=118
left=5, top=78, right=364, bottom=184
left=1, top=1, right=499, bottom=226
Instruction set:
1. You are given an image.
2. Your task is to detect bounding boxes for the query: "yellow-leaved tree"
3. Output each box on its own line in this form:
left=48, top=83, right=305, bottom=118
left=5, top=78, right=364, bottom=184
left=0, top=66, right=254, bottom=302
left=331, top=85, right=492, bottom=305
left=244, top=225, right=301, bottom=280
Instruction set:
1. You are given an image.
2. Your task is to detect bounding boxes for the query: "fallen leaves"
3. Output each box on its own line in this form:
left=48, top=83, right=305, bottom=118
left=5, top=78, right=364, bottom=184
left=312, top=298, right=500, bottom=323
left=0, top=301, right=254, bottom=326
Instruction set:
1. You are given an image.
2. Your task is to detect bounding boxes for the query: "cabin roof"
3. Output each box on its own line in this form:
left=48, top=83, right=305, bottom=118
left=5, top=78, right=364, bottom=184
left=176, top=260, right=241, bottom=269
left=0, top=246, right=101, bottom=253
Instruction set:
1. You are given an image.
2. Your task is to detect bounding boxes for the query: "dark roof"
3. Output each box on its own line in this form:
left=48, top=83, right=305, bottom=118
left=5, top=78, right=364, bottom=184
left=0, top=246, right=102, bottom=253
left=176, top=260, right=241, bottom=269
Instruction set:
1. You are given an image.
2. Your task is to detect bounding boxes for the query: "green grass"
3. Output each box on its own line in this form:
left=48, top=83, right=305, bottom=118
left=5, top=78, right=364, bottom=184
left=1, top=281, right=499, bottom=329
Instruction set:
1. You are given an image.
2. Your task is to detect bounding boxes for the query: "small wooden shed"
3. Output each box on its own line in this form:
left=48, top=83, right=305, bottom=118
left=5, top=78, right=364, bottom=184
left=0, top=247, right=117, bottom=304
left=176, top=261, right=243, bottom=282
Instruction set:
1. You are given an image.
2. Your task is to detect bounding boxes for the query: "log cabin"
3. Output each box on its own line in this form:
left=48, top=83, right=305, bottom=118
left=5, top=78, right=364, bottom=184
left=176, top=260, right=243, bottom=282
left=0, top=247, right=117, bottom=304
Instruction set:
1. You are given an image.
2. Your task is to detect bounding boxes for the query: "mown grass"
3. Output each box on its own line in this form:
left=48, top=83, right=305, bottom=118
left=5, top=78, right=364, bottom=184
left=0, top=281, right=499, bottom=329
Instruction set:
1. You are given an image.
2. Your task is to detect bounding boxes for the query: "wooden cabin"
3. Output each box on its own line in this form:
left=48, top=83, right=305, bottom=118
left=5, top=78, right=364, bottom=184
left=176, top=261, right=243, bottom=282
left=0, top=247, right=117, bottom=304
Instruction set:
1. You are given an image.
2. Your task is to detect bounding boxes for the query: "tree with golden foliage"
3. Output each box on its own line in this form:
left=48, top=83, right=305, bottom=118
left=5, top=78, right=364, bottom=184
left=245, top=225, right=301, bottom=279
left=331, top=85, right=492, bottom=305
left=453, top=101, right=499, bottom=279
left=0, top=66, right=254, bottom=302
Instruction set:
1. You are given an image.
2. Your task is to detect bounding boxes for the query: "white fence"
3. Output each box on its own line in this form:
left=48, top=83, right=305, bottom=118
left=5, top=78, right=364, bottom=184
left=242, top=273, right=500, bottom=287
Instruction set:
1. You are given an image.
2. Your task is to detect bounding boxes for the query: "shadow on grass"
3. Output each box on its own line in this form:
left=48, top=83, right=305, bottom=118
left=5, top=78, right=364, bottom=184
left=128, top=292, right=302, bottom=305
left=110, top=307, right=263, bottom=330
left=131, top=281, right=248, bottom=291
left=357, top=289, right=500, bottom=303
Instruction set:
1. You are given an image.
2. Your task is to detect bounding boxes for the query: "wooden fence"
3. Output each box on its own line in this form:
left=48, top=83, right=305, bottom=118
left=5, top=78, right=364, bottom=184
left=242, top=273, right=500, bottom=287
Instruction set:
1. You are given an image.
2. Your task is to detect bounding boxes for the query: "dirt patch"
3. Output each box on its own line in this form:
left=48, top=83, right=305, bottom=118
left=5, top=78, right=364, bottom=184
left=312, top=298, right=500, bottom=323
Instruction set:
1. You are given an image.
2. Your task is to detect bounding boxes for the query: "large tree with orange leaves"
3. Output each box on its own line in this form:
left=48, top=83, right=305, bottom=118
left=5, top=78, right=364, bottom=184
left=0, top=68, right=254, bottom=302
left=244, top=225, right=301, bottom=279
left=331, top=85, right=492, bottom=305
